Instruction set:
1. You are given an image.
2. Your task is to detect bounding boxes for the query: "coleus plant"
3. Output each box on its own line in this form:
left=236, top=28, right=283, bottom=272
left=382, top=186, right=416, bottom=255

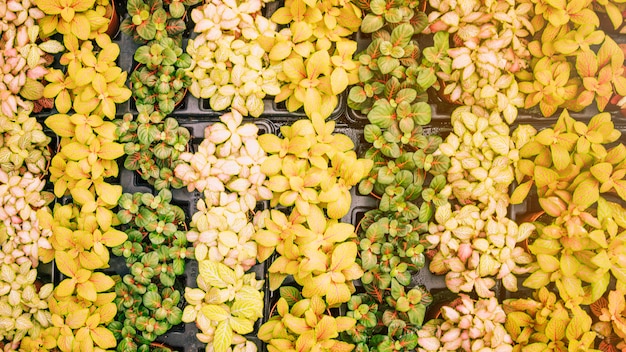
left=266, top=0, right=361, bottom=118
left=504, top=287, right=597, bottom=352
left=130, top=37, right=192, bottom=115
left=182, top=260, right=264, bottom=352
left=37, top=0, right=116, bottom=41
left=0, top=23, right=64, bottom=118
left=116, top=112, right=190, bottom=191
left=511, top=110, right=626, bottom=305
left=591, top=290, right=626, bottom=352
left=0, top=170, right=54, bottom=268
left=43, top=34, right=132, bottom=119
left=258, top=288, right=356, bottom=352
left=417, top=294, right=513, bottom=352
left=120, top=0, right=197, bottom=44
left=109, top=189, right=193, bottom=351
left=186, top=0, right=280, bottom=117
left=259, top=112, right=372, bottom=219
left=355, top=0, right=428, bottom=34
left=426, top=203, right=535, bottom=297
left=255, top=203, right=364, bottom=306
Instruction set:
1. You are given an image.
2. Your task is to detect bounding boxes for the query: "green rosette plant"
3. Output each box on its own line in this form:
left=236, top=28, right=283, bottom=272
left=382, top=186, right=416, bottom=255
left=182, top=260, right=264, bottom=352
left=355, top=0, right=428, bottom=34
left=258, top=288, right=356, bottom=352
left=512, top=110, right=626, bottom=306
left=120, top=0, right=198, bottom=44
left=130, top=37, right=192, bottom=115
left=504, top=287, right=597, bottom=352
left=116, top=112, right=190, bottom=191
left=343, top=287, right=433, bottom=352
left=186, top=0, right=280, bottom=117
left=417, top=294, right=513, bottom=352
left=108, top=189, right=193, bottom=351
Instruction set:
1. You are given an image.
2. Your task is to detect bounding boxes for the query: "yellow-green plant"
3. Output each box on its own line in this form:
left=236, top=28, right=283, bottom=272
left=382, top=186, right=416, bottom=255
left=37, top=0, right=113, bottom=41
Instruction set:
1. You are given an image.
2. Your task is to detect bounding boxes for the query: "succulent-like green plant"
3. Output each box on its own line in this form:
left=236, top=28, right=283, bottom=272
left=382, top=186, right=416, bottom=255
left=131, top=37, right=192, bottom=115
left=109, top=189, right=192, bottom=350
left=120, top=0, right=196, bottom=44
left=116, top=112, right=190, bottom=190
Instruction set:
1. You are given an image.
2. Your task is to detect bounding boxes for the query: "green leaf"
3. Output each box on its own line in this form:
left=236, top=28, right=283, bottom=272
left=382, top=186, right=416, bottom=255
left=378, top=56, right=400, bottom=75
left=143, top=291, right=161, bottom=310
left=390, top=23, right=414, bottom=48
left=412, top=102, right=431, bottom=125
left=280, top=287, right=302, bottom=306
left=361, top=14, right=384, bottom=33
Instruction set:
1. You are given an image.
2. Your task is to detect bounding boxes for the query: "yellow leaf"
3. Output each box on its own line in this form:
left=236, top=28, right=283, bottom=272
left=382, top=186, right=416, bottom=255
left=304, top=88, right=322, bottom=117
left=283, top=58, right=306, bottom=83
left=46, top=114, right=76, bottom=137
left=55, top=250, right=78, bottom=277
left=201, top=305, right=230, bottom=322
left=79, top=251, right=106, bottom=271
left=330, top=242, right=357, bottom=271
left=62, top=142, right=90, bottom=160
left=258, top=134, right=284, bottom=154
left=96, top=207, right=112, bottom=231
left=94, top=181, right=122, bottom=206
left=70, top=14, right=91, bottom=40
left=85, top=313, right=100, bottom=330
left=325, top=282, right=351, bottom=306
left=90, top=326, right=116, bottom=349
left=100, top=229, right=127, bottom=247
left=55, top=278, right=76, bottom=297
left=66, top=308, right=89, bottom=329
left=284, top=314, right=311, bottom=334
left=315, top=315, right=338, bottom=340
left=70, top=187, right=95, bottom=206
left=97, top=302, right=117, bottom=323
left=330, top=67, right=349, bottom=96
left=89, top=272, right=115, bottom=292
left=93, top=122, right=117, bottom=140
left=77, top=281, right=98, bottom=301
left=97, top=142, right=124, bottom=160
left=292, top=21, right=313, bottom=43
left=307, top=51, right=331, bottom=78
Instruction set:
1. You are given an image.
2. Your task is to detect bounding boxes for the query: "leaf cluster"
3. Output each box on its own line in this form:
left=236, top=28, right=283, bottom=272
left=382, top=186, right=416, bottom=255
left=43, top=34, right=132, bottom=119
left=37, top=0, right=114, bottom=41
left=0, top=106, right=51, bottom=175
left=356, top=0, right=427, bottom=34
left=504, top=287, right=596, bottom=352
left=591, top=290, right=626, bottom=352
left=343, top=285, right=432, bottom=352
left=120, top=0, right=196, bottom=44
left=130, top=38, right=192, bottom=115
left=255, top=205, right=363, bottom=306
left=182, top=261, right=264, bottom=352
left=109, top=189, right=191, bottom=350
left=258, top=289, right=356, bottom=352
left=259, top=113, right=373, bottom=219
left=187, top=2, right=280, bottom=117
left=268, top=0, right=362, bottom=118
left=116, top=112, right=190, bottom=190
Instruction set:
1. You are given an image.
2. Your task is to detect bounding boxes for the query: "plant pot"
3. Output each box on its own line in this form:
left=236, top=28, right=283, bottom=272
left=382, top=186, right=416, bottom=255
left=105, top=0, right=120, bottom=38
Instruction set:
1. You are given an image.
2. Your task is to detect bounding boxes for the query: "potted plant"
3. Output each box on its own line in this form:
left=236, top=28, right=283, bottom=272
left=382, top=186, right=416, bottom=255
left=417, top=294, right=513, bottom=352
left=120, top=0, right=197, bottom=45
left=511, top=110, right=626, bottom=306
left=130, top=37, right=192, bottom=115
left=186, top=0, right=280, bottom=117
left=591, top=290, right=626, bottom=352
left=504, top=287, right=598, bottom=351
left=258, top=288, right=356, bottom=352
left=116, top=112, right=190, bottom=190
left=37, top=0, right=117, bottom=41
left=108, top=189, right=193, bottom=351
